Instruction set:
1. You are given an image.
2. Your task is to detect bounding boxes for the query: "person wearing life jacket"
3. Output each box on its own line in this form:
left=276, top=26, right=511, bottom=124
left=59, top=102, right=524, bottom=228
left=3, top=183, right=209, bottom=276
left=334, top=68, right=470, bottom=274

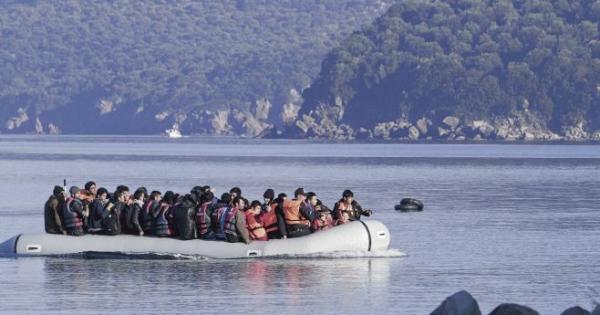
left=210, top=193, right=232, bottom=239
left=141, top=190, right=162, bottom=235
left=259, top=190, right=284, bottom=239
left=44, top=185, right=66, bottom=235
left=87, top=187, right=110, bottom=233
left=173, top=193, right=199, bottom=240
left=155, top=191, right=175, bottom=237
left=310, top=195, right=334, bottom=231
left=246, top=200, right=268, bottom=241
left=124, top=188, right=145, bottom=236
left=196, top=191, right=215, bottom=240
left=279, top=188, right=318, bottom=238
left=62, top=186, right=86, bottom=236
left=212, top=196, right=251, bottom=244
left=333, top=190, right=373, bottom=225
left=84, top=181, right=97, bottom=196
left=99, top=189, right=124, bottom=235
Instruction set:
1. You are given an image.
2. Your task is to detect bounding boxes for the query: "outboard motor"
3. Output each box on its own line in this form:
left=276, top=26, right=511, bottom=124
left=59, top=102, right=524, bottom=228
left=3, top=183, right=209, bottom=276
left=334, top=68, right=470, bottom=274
left=173, top=194, right=198, bottom=240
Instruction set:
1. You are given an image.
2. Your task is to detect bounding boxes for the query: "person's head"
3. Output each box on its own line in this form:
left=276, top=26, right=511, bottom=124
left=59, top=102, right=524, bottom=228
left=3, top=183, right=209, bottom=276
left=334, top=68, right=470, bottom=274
left=201, top=185, right=211, bottom=193
left=69, top=186, right=82, bottom=199
left=229, top=187, right=242, bottom=198
left=150, top=190, right=162, bottom=201
left=263, top=189, right=275, bottom=204
left=52, top=185, right=65, bottom=198
left=294, top=187, right=306, bottom=201
left=96, top=187, right=109, bottom=200
left=162, top=191, right=176, bottom=205
left=202, top=191, right=214, bottom=204
left=220, top=193, right=232, bottom=205
left=84, top=181, right=97, bottom=195
left=277, top=193, right=287, bottom=202
left=249, top=200, right=262, bottom=214
left=342, top=189, right=354, bottom=203
left=191, top=186, right=203, bottom=197
left=115, top=191, right=127, bottom=202
left=306, top=192, right=318, bottom=206
left=233, top=196, right=246, bottom=210
left=116, top=185, right=130, bottom=200
left=133, top=188, right=146, bottom=201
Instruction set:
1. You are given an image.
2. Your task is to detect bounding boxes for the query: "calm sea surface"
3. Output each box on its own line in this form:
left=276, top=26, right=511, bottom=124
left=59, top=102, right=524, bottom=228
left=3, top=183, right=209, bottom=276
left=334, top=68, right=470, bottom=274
left=0, top=136, right=599, bottom=314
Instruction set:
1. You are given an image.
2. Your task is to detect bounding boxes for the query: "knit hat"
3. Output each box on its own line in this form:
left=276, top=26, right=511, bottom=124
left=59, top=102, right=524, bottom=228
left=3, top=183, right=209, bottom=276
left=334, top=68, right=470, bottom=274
left=69, top=186, right=81, bottom=196
left=53, top=186, right=64, bottom=196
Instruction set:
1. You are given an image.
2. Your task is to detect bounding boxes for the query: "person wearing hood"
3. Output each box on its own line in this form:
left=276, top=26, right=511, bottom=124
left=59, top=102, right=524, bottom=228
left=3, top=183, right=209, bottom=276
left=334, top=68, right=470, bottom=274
left=62, top=186, right=86, bottom=236
left=44, top=185, right=66, bottom=235
left=173, top=192, right=199, bottom=240
left=124, top=188, right=145, bottom=236
left=333, top=190, right=372, bottom=225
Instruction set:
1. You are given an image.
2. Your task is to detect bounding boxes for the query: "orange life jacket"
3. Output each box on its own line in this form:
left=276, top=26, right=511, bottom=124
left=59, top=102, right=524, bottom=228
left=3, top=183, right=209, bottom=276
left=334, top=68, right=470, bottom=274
left=261, top=203, right=279, bottom=233
left=246, top=212, right=267, bottom=241
left=283, top=199, right=310, bottom=227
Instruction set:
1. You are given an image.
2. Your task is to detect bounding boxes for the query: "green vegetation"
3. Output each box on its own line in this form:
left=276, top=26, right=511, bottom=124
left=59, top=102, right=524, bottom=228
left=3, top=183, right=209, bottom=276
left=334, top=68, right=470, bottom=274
left=0, top=0, right=389, bottom=124
left=302, top=0, right=600, bottom=131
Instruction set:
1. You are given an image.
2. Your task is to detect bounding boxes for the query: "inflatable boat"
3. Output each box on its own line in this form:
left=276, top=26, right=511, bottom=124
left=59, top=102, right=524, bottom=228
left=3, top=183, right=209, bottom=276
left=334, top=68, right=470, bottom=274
left=0, top=220, right=390, bottom=259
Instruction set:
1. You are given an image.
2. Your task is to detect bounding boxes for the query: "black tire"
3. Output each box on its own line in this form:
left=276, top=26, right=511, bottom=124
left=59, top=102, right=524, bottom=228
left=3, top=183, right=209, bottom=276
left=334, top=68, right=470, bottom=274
left=395, top=198, right=424, bottom=211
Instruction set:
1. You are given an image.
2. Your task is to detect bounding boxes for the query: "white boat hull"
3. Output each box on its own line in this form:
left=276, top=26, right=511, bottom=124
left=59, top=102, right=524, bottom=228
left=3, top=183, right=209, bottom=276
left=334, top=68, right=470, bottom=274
left=0, top=220, right=390, bottom=259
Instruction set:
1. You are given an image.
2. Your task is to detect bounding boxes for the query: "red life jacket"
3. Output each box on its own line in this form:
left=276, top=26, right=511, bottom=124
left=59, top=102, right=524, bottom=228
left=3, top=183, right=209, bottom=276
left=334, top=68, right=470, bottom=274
left=335, top=200, right=357, bottom=225
left=212, top=206, right=237, bottom=240
left=311, top=212, right=334, bottom=231
left=246, top=212, right=267, bottom=241
left=195, top=202, right=211, bottom=237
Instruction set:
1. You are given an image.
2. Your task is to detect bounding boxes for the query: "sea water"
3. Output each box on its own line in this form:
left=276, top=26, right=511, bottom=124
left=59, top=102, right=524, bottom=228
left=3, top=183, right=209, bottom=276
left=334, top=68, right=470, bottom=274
left=0, top=136, right=599, bottom=314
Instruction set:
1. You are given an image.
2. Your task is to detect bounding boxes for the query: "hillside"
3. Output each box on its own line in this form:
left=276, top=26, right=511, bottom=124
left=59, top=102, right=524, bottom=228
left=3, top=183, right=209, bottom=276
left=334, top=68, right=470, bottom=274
left=0, top=0, right=390, bottom=135
left=288, top=0, right=600, bottom=141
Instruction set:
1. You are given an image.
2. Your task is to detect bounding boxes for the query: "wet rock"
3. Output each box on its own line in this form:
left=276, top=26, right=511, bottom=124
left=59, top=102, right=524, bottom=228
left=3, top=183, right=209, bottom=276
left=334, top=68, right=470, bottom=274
left=408, top=126, right=420, bottom=140
left=561, top=306, right=591, bottom=315
left=281, top=103, right=300, bottom=125
left=5, top=108, right=29, bottom=130
left=437, top=127, right=450, bottom=138
left=564, top=122, right=589, bottom=141
left=416, top=117, right=431, bottom=135
left=48, top=123, right=61, bottom=134
left=430, top=290, right=481, bottom=315
left=35, top=117, right=44, bottom=134
left=96, top=99, right=115, bottom=115
left=356, top=127, right=372, bottom=140
left=253, top=98, right=271, bottom=121
left=489, top=303, right=539, bottom=315
left=442, top=116, right=460, bottom=130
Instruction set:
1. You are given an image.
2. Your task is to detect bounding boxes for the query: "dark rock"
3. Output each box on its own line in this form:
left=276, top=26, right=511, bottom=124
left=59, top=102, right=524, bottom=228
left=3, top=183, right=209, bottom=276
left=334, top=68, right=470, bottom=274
left=561, top=306, right=591, bottom=315
left=489, top=303, right=539, bottom=315
left=430, top=290, right=481, bottom=315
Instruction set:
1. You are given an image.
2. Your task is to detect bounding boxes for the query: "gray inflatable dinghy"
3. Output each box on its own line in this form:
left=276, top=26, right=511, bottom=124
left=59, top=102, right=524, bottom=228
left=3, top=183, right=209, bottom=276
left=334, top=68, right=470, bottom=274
left=0, top=220, right=390, bottom=259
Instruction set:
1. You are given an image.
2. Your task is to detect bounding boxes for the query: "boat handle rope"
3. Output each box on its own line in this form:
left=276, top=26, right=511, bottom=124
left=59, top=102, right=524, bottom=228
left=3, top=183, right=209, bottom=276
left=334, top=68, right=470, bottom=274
left=358, top=221, right=372, bottom=252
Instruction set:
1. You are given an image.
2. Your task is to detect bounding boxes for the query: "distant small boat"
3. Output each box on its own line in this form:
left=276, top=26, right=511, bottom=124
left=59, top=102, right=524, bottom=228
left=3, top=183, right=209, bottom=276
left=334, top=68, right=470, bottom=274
left=165, top=128, right=182, bottom=138
left=0, top=221, right=390, bottom=259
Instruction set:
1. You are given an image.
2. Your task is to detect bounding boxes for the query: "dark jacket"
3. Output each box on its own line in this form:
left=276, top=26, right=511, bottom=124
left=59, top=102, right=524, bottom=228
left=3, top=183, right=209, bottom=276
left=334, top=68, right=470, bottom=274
left=125, top=200, right=144, bottom=235
left=44, top=195, right=65, bottom=234
left=87, top=199, right=109, bottom=232
left=62, top=197, right=85, bottom=235
left=234, top=210, right=251, bottom=244
left=173, top=195, right=198, bottom=240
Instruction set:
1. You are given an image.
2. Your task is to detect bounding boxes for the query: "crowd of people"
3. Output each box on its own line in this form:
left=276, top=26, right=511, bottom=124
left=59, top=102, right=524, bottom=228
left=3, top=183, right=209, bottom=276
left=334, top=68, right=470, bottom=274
left=44, top=181, right=373, bottom=244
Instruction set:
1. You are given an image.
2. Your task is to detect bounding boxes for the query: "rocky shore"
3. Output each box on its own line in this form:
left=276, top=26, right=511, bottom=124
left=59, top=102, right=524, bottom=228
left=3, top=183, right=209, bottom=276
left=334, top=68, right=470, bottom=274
left=431, top=290, right=599, bottom=315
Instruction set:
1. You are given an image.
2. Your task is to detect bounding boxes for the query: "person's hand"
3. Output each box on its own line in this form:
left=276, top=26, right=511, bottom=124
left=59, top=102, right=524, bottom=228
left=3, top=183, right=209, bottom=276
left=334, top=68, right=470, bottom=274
left=139, top=231, right=144, bottom=236
left=364, top=209, right=373, bottom=216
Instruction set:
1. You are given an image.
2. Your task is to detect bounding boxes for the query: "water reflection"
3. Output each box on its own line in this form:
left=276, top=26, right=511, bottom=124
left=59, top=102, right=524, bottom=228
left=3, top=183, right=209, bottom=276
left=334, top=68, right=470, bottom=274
left=42, top=257, right=391, bottom=312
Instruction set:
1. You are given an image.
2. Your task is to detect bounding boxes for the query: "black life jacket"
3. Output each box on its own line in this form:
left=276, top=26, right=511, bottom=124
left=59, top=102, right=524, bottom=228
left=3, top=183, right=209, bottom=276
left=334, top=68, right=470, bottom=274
left=142, top=200, right=159, bottom=234
left=154, top=204, right=172, bottom=237
left=62, top=197, right=84, bottom=232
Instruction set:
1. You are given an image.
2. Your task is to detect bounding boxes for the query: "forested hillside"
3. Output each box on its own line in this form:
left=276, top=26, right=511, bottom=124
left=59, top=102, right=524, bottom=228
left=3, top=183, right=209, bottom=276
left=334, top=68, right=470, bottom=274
left=0, top=0, right=390, bottom=134
left=294, top=0, right=600, bottom=140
